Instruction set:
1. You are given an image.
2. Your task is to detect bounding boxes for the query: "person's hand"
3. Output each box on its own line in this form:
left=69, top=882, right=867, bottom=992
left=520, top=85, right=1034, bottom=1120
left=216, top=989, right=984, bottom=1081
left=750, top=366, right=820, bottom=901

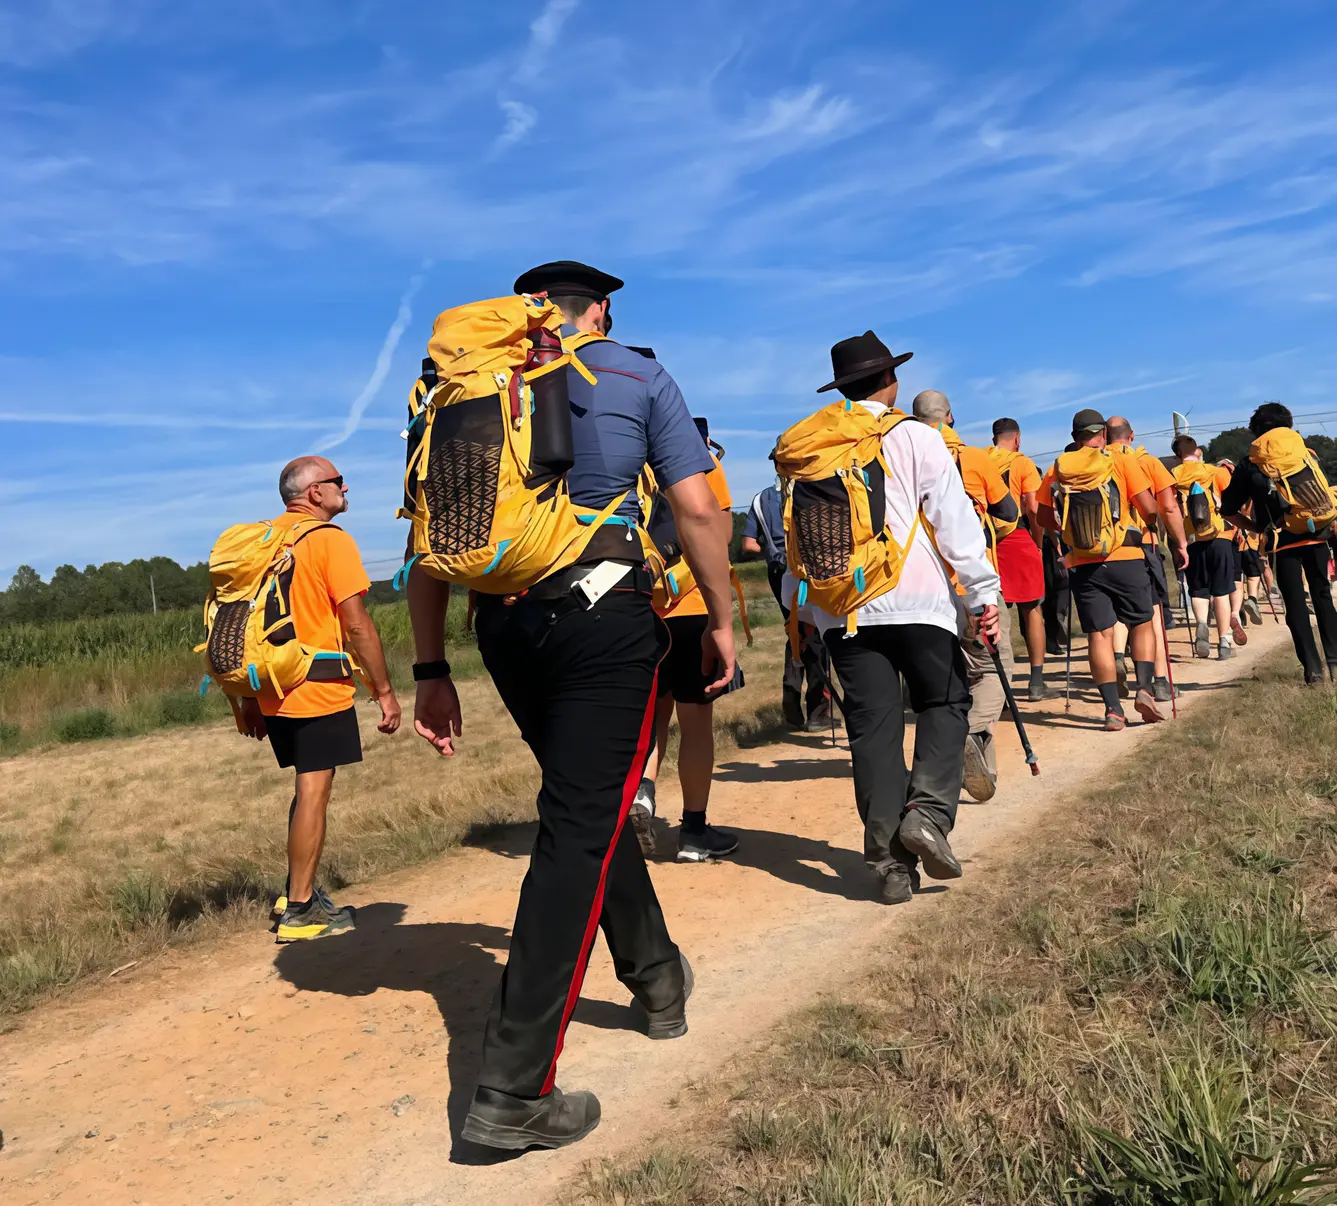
left=970, top=603, right=1002, bottom=647
left=239, top=697, right=267, bottom=741
left=701, top=623, right=737, bottom=698
left=1172, top=542, right=1190, bottom=572
left=376, top=690, right=402, bottom=735
left=414, top=677, right=462, bottom=756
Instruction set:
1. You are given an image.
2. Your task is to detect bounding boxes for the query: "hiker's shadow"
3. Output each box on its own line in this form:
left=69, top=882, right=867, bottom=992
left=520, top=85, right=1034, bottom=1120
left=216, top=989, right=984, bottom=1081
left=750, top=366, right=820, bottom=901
left=272, top=903, right=635, bottom=1164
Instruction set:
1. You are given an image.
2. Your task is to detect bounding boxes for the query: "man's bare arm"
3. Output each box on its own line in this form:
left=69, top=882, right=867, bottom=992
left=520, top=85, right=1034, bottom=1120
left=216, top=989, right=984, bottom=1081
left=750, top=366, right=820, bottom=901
left=336, top=594, right=394, bottom=697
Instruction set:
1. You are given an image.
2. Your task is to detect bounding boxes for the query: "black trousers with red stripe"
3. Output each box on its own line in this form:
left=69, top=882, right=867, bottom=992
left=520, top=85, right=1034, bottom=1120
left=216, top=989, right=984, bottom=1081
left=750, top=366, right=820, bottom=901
left=474, top=587, right=685, bottom=1098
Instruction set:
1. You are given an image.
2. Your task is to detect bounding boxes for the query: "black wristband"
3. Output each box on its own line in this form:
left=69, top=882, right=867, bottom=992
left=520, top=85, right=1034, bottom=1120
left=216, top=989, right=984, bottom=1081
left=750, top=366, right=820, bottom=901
left=412, top=659, right=452, bottom=681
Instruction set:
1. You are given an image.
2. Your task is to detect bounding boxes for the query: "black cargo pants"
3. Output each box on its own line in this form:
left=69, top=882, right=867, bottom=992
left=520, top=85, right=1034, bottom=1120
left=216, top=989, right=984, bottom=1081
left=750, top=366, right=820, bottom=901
left=473, top=586, right=684, bottom=1098
left=823, top=622, right=971, bottom=875
left=1275, top=542, right=1337, bottom=678
left=769, top=562, right=832, bottom=715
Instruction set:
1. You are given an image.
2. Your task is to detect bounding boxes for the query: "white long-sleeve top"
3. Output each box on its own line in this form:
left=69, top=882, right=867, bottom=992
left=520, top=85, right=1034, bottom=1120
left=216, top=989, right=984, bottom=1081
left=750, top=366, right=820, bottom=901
left=808, top=401, right=1000, bottom=637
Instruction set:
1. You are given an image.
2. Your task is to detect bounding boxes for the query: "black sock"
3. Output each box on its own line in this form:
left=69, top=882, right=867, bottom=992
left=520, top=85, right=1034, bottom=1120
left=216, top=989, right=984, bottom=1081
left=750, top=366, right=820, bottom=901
left=1134, top=660, right=1155, bottom=691
left=1098, top=682, right=1123, bottom=713
left=1029, top=664, right=1046, bottom=680
left=681, top=811, right=706, bottom=835
left=287, top=895, right=314, bottom=912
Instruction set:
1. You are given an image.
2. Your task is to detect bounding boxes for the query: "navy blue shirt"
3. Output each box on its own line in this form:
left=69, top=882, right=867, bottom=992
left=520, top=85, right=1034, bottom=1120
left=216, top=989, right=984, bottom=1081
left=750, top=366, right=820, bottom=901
left=742, top=485, right=786, bottom=568
left=563, top=331, right=712, bottom=522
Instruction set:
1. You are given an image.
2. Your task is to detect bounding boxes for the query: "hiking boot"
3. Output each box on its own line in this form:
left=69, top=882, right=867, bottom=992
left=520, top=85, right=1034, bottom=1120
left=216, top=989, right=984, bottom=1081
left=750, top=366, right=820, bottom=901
left=1103, top=710, right=1127, bottom=732
left=642, top=954, right=693, bottom=1040
left=1134, top=688, right=1167, bottom=725
left=878, top=862, right=920, bottom=905
left=806, top=700, right=839, bottom=732
left=1194, top=621, right=1211, bottom=658
left=1045, top=639, right=1063, bottom=656
left=1027, top=671, right=1058, bottom=702
left=781, top=688, right=805, bottom=730
left=275, top=891, right=355, bottom=943
left=1153, top=677, right=1174, bottom=704
left=1305, top=669, right=1325, bottom=687
left=1230, top=616, right=1248, bottom=646
left=1242, top=597, right=1263, bottom=625
left=1114, top=655, right=1130, bottom=699
left=676, top=822, right=739, bottom=863
left=460, top=1085, right=600, bottom=1151
left=898, top=810, right=962, bottom=880
left=962, top=732, right=997, bottom=803
left=1218, top=640, right=1234, bottom=661
left=629, top=778, right=657, bottom=859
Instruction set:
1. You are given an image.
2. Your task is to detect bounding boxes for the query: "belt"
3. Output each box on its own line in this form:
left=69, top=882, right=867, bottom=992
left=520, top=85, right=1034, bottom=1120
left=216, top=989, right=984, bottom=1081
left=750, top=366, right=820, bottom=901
left=504, top=559, right=653, bottom=604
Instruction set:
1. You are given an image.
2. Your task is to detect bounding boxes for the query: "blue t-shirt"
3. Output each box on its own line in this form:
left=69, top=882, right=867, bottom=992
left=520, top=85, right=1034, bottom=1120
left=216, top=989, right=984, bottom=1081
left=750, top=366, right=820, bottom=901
left=743, top=485, right=786, bottom=568
left=563, top=332, right=712, bottom=521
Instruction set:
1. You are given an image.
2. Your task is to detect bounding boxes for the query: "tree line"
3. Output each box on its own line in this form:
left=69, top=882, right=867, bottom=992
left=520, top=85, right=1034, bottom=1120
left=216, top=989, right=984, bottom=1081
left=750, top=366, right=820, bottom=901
left=0, top=558, right=212, bottom=626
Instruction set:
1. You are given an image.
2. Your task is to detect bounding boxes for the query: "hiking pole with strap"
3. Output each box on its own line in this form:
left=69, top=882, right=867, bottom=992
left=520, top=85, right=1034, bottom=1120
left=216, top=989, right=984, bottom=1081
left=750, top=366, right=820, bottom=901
left=1178, top=572, right=1195, bottom=654
left=979, top=619, right=1040, bottom=776
left=1159, top=612, right=1178, bottom=720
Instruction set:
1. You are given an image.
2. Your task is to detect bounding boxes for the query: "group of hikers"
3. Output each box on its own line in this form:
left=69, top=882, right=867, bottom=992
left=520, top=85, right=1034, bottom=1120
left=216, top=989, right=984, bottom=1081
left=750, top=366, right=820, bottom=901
left=200, top=261, right=1337, bottom=1154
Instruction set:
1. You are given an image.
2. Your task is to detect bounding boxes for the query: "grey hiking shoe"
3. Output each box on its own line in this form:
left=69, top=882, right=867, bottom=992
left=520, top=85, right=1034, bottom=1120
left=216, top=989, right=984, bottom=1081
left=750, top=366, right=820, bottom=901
left=1153, top=677, right=1174, bottom=703
left=1243, top=597, right=1263, bottom=625
left=878, top=862, right=920, bottom=905
left=1114, top=655, right=1130, bottom=699
left=629, top=778, right=657, bottom=859
left=1218, top=640, right=1234, bottom=661
left=898, top=810, right=962, bottom=880
left=460, top=1085, right=600, bottom=1151
left=1028, top=672, right=1058, bottom=702
left=642, top=954, right=693, bottom=1040
left=962, top=732, right=997, bottom=802
left=1134, top=688, right=1167, bottom=725
left=275, top=890, right=355, bottom=943
left=1194, top=621, right=1211, bottom=658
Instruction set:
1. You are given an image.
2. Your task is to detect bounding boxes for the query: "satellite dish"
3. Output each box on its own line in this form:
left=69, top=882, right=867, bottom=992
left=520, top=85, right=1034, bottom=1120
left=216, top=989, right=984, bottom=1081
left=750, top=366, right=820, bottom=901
left=1172, top=411, right=1190, bottom=436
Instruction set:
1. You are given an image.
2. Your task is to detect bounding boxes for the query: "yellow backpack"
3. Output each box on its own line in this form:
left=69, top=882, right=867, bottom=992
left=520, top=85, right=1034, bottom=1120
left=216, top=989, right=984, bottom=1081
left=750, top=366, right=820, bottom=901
left=399, top=295, right=655, bottom=594
left=1050, top=447, right=1131, bottom=556
left=1171, top=460, right=1225, bottom=541
left=773, top=400, right=918, bottom=649
left=1249, top=428, right=1337, bottom=536
left=197, top=518, right=360, bottom=722
left=637, top=459, right=752, bottom=642
left=1107, top=443, right=1156, bottom=532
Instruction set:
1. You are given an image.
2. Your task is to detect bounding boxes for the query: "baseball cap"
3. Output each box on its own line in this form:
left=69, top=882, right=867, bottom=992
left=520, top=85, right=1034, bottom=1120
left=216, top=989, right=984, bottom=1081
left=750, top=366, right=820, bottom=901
left=1071, top=408, right=1106, bottom=438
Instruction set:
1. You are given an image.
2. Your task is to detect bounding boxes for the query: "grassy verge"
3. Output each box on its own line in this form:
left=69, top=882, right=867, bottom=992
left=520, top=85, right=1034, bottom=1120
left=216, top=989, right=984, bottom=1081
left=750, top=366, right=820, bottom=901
left=0, top=620, right=788, bottom=1019
left=579, top=651, right=1337, bottom=1205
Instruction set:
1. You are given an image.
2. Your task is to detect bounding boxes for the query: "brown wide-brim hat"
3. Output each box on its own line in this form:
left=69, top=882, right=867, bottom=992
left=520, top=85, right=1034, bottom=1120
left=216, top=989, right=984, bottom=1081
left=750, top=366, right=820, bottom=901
left=817, top=330, right=913, bottom=393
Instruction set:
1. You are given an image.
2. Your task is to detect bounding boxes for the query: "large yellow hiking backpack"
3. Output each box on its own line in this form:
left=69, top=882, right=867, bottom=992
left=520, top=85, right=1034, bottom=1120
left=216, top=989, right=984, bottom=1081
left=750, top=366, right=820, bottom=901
left=1050, top=447, right=1133, bottom=556
left=398, top=295, right=655, bottom=594
left=1171, top=460, right=1225, bottom=541
left=1249, top=428, right=1337, bottom=536
left=937, top=426, right=1017, bottom=558
left=637, top=458, right=752, bottom=642
left=773, top=400, right=918, bottom=649
left=196, top=518, right=361, bottom=722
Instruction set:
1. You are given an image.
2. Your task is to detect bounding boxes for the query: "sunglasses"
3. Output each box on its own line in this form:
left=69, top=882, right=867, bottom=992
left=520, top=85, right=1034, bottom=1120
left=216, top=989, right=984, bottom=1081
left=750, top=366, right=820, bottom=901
left=314, top=475, right=345, bottom=489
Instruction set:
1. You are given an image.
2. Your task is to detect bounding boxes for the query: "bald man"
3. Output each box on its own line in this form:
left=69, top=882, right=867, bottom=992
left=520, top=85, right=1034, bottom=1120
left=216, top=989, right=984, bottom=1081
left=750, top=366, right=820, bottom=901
left=237, top=455, right=401, bottom=942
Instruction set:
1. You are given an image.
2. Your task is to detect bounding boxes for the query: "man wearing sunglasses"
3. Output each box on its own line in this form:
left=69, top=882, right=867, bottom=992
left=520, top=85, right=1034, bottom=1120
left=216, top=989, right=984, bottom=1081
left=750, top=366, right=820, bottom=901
left=238, top=455, right=401, bottom=942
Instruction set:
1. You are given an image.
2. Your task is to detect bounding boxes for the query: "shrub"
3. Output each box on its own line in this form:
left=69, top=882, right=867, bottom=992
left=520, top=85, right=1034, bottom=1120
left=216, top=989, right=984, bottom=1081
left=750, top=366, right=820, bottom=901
left=112, top=873, right=172, bottom=930
left=55, top=708, right=117, bottom=743
left=157, top=691, right=206, bottom=727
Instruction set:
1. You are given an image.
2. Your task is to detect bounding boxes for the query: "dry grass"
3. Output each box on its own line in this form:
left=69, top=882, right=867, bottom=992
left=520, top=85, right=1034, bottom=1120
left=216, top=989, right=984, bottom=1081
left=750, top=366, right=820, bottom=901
left=0, top=609, right=788, bottom=1017
left=576, top=652, right=1337, bottom=1205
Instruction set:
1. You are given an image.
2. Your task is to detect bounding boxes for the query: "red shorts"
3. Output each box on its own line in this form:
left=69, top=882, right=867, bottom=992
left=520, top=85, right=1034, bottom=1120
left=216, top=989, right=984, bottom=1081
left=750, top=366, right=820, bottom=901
left=996, top=528, right=1044, bottom=604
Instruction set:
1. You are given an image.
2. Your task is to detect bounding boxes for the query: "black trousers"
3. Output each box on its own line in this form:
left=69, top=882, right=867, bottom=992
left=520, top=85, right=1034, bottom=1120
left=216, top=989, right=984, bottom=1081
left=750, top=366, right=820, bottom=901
left=1275, top=543, right=1337, bottom=677
left=474, top=589, right=684, bottom=1098
left=823, top=623, right=970, bottom=874
left=1042, top=538, right=1070, bottom=646
left=769, top=563, right=831, bottom=714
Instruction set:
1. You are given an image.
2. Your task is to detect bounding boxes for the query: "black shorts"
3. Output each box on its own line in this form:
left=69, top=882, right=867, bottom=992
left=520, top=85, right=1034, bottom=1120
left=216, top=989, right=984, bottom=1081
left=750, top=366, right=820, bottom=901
left=1241, top=548, right=1264, bottom=578
left=657, top=614, right=744, bottom=704
left=265, top=706, right=362, bottom=773
left=1186, top=538, right=1235, bottom=599
left=1070, top=558, right=1156, bottom=633
left=1143, top=542, right=1170, bottom=608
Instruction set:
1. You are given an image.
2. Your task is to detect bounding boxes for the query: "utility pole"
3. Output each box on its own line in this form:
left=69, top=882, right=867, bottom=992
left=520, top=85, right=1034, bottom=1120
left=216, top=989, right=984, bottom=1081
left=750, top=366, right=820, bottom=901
left=150, top=575, right=157, bottom=616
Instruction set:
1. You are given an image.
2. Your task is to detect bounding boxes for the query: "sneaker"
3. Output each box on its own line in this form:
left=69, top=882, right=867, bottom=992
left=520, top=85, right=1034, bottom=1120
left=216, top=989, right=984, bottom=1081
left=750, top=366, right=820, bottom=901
left=1194, top=621, right=1211, bottom=659
left=878, top=862, right=920, bottom=905
left=962, top=732, right=997, bottom=803
left=806, top=700, right=839, bottom=731
left=1027, top=672, right=1057, bottom=702
left=1045, top=640, right=1063, bottom=656
left=781, top=689, right=805, bottom=730
left=1242, top=597, right=1263, bottom=625
left=1218, top=640, right=1234, bottom=661
left=275, top=892, right=355, bottom=943
left=1305, top=669, right=1325, bottom=687
left=1134, top=688, right=1166, bottom=725
left=897, top=810, right=962, bottom=880
left=629, top=778, right=657, bottom=859
left=642, top=954, right=693, bottom=1040
left=1103, top=710, right=1127, bottom=732
left=676, top=822, right=739, bottom=862
left=1114, top=655, right=1130, bottom=699
left=1230, top=616, right=1248, bottom=646
left=1153, top=677, right=1174, bottom=703
left=460, top=1085, right=600, bottom=1151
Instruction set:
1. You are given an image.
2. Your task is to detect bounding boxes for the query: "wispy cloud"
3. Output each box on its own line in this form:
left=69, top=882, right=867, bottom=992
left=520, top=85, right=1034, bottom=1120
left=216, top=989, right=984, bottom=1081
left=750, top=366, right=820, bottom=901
left=319, top=262, right=431, bottom=451
left=491, top=0, right=580, bottom=154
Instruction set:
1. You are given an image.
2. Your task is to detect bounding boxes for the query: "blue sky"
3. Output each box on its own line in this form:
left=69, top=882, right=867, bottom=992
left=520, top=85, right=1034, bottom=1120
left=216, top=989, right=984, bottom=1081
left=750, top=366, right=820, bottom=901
left=3, top=0, right=1337, bottom=584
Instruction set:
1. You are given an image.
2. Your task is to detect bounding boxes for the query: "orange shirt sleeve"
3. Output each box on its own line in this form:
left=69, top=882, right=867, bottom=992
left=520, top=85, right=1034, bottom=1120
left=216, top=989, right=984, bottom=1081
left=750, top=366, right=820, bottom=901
left=311, top=528, right=371, bottom=607
left=1214, top=465, right=1232, bottom=493
left=1116, top=453, right=1153, bottom=501
left=1016, top=455, right=1041, bottom=496
left=706, top=459, right=732, bottom=510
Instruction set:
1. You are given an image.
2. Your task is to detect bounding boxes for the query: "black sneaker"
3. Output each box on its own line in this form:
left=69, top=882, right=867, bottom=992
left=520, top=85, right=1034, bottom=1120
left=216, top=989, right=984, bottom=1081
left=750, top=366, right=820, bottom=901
left=961, top=732, right=997, bottom=802
left=781, top=689, right=805, bottom=730
left=629, top=778, right=657, bottom=859
left=642, top=954, right=693, bottom=1040
left=275, top=891, right=355, bottom=943
left=676, top=822, right=739, bottom=863
left=878, top=862, right=920, bottom=905
left=897, top=810, right=962, bottom=880
left=460, top=1085, right=600, bottom=1151
left=806, top=700, right=839, bottom=732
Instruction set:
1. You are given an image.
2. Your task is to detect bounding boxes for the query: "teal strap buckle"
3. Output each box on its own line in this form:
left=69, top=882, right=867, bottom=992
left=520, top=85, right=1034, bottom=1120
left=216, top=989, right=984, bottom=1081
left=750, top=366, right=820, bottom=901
left=853, top=567, right=866, bottom=592
left=575, top=514, right=635, bottom=526
left=797, top=580, right=808, bottom=607
left=483, top=539, right=512, bottom=573
left=198, top=675, right=210, bottom=697
left=392, top=555, right=420, bottom=592
left=246, top=664, right=261, bottom=691
left=666, top=570, right=678, bottom=595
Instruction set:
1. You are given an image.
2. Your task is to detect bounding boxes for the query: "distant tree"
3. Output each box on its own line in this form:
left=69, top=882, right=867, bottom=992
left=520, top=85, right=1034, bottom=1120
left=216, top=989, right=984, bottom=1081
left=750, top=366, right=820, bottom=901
left=1205, top=427, right=1253, bottom=466
left=1304, top=433, right=1337, bottom=483
left=0, top=558, right=210, bottom=626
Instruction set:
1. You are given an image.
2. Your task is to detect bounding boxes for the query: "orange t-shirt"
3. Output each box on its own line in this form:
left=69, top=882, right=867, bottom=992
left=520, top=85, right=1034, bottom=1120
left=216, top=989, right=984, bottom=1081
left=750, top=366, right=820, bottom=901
left=987, top=446, right=1042, bottom=509
left=258, top=512, right=372, bottom=718
left=1038, top=451, right=1153, bottom=567
left=656, top=457, right=732, bottom=619
left=1109, top=443, right=1173, bottom=532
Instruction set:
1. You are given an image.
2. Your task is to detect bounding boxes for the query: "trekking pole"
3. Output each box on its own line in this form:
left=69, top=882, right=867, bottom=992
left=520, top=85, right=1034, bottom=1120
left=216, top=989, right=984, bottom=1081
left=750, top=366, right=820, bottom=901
left=1159, top=614, right=1178, bottom=720
left=1064, top=591, right=1074, bottom=714
left=979, top=622, right=1040, bottom=776
left=1178, top=573, right=1195, bottom=655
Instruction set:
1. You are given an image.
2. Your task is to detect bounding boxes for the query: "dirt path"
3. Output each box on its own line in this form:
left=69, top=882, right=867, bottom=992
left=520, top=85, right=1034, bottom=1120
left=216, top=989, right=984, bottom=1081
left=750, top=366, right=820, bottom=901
left=0, top=616, right=1295, bottom=1205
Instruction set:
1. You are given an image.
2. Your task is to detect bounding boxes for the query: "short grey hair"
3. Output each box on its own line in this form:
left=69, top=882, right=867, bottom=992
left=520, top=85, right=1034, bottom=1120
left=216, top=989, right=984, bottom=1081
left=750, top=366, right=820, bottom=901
left=278, top=456, right=322, bottom=502
left=912, top=389, right=951, bottom=424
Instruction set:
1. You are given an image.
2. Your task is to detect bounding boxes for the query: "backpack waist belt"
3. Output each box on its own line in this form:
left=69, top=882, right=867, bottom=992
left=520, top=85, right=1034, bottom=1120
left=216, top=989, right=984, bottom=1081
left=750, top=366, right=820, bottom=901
left=507, top=560, right=654, bottom=604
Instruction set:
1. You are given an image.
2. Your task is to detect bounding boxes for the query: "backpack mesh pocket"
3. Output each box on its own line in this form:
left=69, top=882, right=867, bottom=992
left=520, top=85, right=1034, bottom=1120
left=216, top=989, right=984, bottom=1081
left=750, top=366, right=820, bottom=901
left=1065, top=482, right=1119, bottom=552
left=793, top=477, right=853, bottom=580
left=207, top=601, right=250, bottom=674
left=423, top=395, right=505, bottom=556
left=1284, top=465, right=1331, bottom=514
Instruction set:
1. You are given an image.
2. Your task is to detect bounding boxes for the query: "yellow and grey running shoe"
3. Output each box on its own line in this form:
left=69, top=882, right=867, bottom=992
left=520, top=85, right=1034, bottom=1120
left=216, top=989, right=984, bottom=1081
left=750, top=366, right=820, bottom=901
left=275, top=889, right=355, bottom=943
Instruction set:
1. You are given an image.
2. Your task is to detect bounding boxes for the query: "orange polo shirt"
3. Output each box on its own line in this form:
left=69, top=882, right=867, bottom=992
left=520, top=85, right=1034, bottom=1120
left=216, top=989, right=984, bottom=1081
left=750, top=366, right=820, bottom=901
left=656, top=456, right=732, bottom=619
